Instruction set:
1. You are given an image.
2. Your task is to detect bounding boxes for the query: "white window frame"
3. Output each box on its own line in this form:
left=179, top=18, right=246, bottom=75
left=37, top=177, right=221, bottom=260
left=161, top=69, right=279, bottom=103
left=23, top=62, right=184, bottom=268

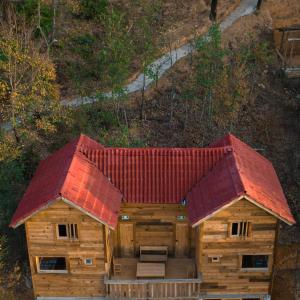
left=56, top=223, right=78, bottom=240
left=230, top=221, right=251, bottom=238
left=240, top=254, right=270, bottom=272
left=208, top=255, right=222, bottom=263
left=36, top=256, right=68, bottom=274
left=84, top=258, right=93, bottom=266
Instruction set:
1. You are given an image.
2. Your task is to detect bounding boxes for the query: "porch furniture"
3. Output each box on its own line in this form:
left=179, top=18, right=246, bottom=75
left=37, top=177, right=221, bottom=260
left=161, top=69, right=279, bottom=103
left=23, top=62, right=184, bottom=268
left=136, top=262, right=165, bottom=278
left=139, top=246, right=168, bottom=262
left=113, top=258, right=122, bottom=276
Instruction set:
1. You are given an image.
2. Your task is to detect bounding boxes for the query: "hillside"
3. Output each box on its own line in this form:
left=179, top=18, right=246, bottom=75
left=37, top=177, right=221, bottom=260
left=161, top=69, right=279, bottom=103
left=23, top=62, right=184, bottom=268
left=0, top=0, right=299, bottom=299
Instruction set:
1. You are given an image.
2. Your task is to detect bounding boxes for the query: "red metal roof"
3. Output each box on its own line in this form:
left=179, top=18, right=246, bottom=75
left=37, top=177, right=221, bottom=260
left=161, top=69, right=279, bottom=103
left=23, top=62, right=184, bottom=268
left=10, top=133, right=295, bottom=228
left=187, top=134, right=295, bottom=225
left=83, top=147, right=231, bottom=204
left=10, top=135, right=122, bottom=229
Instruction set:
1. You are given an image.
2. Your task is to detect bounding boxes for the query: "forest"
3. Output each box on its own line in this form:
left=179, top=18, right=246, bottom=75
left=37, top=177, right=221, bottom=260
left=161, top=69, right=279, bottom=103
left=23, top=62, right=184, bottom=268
left=0, top=0, right=299, bottom=299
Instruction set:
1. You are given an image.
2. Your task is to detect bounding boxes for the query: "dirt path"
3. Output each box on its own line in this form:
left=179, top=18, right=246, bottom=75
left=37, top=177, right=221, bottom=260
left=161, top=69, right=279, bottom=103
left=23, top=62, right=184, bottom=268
left=61, top=0, right=258, bottom=107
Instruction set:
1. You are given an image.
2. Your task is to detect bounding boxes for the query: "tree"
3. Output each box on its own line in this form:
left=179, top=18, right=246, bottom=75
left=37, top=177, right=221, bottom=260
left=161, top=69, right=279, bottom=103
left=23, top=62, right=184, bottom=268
left=97, top=8, right=134, bottom=126
left=194, top=24, right=226, bottom=138
left=136, top=2, right=158, bottom=120
left=0, top=17, right=69, bottom=161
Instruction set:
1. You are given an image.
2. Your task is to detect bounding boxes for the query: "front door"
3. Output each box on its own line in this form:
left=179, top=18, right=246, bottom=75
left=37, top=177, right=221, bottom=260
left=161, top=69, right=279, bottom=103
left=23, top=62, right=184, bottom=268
left=119, top=223, right=134, bottom=257
left=175, top=223, right=189, bottom=257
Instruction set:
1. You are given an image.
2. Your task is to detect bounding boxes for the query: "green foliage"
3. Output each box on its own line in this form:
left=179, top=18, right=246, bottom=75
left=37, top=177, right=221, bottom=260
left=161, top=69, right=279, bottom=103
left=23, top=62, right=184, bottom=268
left=195, top=24, right=226, bottom=93
left=240, top=41, right=274, bottom=66
left=17, top=0, right=54, bottom=36
left=75, top=0, right=108, bottom=19
left=0, top=158, right=28, bottom=276
left=99, top=126, right=145, bottom=147
left=97, top=8, right=134, bottom=89
left=71, top=33, right=96, bottom=59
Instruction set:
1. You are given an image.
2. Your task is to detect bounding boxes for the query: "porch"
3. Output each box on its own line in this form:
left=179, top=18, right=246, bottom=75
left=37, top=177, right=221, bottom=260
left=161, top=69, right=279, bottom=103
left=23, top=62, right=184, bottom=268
left=105, top=258, right=202, bottom=299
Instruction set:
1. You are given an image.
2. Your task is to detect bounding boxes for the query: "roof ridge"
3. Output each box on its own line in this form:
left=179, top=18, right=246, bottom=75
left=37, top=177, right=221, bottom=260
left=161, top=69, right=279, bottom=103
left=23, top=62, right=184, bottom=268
left=230, top=150, right=247, bottom=195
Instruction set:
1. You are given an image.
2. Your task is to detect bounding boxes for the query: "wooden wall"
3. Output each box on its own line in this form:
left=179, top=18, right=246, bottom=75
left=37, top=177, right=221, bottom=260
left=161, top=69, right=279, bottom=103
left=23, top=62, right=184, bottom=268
left=198, top=198, right=277, bottom=296
left=112, top=203, right=195, bottom=258
left=25, top=200, right=107, bottom=297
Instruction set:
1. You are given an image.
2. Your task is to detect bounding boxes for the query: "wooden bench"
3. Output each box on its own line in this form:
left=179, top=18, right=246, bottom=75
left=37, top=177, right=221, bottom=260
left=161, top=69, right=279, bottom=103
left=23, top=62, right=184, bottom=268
left=136, top=262, right=165, bottom=278
left=139, top=246, right=168, bottom=262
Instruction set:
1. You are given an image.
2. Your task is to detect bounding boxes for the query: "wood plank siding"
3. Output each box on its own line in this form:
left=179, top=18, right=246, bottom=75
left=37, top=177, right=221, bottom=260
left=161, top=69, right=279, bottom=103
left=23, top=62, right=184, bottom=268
left=25, top=200, right=107, bottom=298
left=112, top=203, right=195, bottom=258
left=198, top=199, right=277, bottom=296
left=24, top=198, right=277, bottom=299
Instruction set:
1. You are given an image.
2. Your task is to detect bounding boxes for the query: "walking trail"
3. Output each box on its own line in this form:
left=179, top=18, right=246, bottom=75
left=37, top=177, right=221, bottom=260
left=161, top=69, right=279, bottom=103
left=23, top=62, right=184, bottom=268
left=1, top=0, right=257, bottom=130
left=61, top=0, right=258, bottom=107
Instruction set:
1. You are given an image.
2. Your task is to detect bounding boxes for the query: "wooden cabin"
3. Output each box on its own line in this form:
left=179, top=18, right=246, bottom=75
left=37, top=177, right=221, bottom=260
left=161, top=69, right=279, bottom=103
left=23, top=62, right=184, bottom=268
left=274, top=24, right=300, bottom=78
left=10, top=134, right=295, bottom=300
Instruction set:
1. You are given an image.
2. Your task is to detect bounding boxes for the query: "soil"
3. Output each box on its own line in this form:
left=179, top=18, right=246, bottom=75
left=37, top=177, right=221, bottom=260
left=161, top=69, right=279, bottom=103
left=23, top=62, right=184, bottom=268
left=52, top=0, right=240, bottom=98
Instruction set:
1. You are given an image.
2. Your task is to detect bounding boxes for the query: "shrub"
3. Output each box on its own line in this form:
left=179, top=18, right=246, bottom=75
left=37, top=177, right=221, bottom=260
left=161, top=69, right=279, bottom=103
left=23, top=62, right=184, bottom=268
left=17, top=0, right=53, bottom=36
left=70, top=0, right=108, bottom=19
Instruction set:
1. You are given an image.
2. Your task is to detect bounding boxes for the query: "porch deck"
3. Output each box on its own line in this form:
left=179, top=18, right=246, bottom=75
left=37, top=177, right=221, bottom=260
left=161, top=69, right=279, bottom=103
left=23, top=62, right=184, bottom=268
left=111, top=258, right=197, bottom=280
left=105, top=258, right=201, bottom=299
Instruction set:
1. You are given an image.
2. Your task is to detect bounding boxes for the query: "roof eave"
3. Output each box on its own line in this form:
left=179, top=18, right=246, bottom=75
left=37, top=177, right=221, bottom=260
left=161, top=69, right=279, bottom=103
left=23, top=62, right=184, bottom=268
left=190, top=194, right=295, bottom=227
left=9, top=197, right=61, bottom=229
left=191, top=195, right=245, bottom=228
left=243, top=195, right=296, bottom=226
left=61, top=197, right=117, bottom=230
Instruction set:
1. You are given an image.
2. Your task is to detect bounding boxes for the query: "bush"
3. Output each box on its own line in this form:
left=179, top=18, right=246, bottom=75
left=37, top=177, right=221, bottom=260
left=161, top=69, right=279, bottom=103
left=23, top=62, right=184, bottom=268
left=70, top=0, right=108, bottom=19
left=71, top=33, right=96, bottom=59
left=16, top=0, right=53, bottom=36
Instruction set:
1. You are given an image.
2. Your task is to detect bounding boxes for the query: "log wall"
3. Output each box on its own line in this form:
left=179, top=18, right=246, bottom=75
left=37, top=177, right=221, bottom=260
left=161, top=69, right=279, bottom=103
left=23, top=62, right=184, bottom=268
left=25, top=200, right=107, bottom=297
left=198, top=198, right=277, bottom=295
left=112, top=203, right=195, bottom=258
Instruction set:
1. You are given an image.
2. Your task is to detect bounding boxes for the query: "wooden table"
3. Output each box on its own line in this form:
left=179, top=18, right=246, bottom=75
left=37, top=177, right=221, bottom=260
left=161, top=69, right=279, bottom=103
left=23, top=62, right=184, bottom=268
left=136, top=262, right=165, bottom=278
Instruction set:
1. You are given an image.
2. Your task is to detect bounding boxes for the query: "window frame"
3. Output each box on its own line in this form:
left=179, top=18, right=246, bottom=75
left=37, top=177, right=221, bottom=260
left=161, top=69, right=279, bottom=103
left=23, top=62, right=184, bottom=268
left=56, top=224, right=69, bottom=240
left=36, top=256, right=68, bottom=274
left=56, top=223, right=78, bottom=240
left=240, top=254, right=270, bottom=272
left=229, top=221, right=251, bottom=238
left=84, top=258, right=93, bottom=266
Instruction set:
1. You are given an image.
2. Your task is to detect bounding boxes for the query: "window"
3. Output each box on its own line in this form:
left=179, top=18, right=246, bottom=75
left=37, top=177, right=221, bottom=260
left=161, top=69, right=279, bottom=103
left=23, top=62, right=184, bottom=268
left=57, top=224, right=78, bottom=240
left=84, top=258, right=93, bottom=265
left=241, top=255, right=269, bottom=270
left=36, top=257, right=67, bottom=273
left=230, top=221, right=251, bottom=238
left=211, top=256, right=220, bottom=263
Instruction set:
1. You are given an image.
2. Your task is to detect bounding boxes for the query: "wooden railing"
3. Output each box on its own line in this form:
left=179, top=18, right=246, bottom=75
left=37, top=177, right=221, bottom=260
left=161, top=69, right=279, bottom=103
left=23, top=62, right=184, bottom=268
left=104, top=277, right=202, bottom=299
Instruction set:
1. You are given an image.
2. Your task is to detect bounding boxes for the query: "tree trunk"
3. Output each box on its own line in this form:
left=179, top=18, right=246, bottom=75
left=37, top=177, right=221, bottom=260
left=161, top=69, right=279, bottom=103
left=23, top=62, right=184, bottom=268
left=210, top=0, right=218, bottom=21
left=256, top=0, right=263, bottom=10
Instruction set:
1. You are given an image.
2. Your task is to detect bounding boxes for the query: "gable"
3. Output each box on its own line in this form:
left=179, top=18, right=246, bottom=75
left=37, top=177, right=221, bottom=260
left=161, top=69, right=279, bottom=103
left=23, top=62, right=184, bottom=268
left=10, top=133, right=295, bottom=230
left=10, top=135, right=122, bottom=229
left=191, top=196, right=281, bottom=227
left=187, top=134, right=295, bottom=226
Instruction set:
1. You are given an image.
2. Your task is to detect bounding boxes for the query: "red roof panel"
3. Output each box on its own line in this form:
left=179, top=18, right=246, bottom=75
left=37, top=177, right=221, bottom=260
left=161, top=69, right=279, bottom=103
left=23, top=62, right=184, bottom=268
left=83, top=147, right=230, bottom=204
left=187, top=134, right=295, bottom=225
left=10, top=133, right=295, bottom=228
left=10, top=135, right=122, bottom=229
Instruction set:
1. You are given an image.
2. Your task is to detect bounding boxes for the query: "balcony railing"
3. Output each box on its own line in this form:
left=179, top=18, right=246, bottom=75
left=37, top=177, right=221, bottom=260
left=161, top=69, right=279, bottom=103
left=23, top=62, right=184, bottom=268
left=104, top=277, right=202, bottom=299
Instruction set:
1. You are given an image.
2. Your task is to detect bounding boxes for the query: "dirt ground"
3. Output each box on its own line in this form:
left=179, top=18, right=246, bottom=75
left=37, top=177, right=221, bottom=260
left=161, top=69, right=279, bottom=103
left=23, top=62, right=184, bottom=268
left=54, top=0, right=240, bottom=97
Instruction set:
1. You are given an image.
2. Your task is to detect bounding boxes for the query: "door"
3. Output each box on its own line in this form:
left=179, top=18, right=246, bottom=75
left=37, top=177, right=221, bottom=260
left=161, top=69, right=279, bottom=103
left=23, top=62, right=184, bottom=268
left=119, top=223, right=134, bottom=257
left=175, top=223, right=189, bottom=257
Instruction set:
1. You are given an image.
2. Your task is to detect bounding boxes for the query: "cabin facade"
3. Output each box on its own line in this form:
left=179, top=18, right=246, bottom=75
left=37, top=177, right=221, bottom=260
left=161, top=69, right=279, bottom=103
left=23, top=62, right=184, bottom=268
left=11, top=134, right=295, bottom=300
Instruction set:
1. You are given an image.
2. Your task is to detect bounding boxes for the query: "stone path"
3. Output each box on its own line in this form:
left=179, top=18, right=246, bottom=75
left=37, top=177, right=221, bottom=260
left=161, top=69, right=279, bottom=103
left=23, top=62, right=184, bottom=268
left=61, top=0, right=257, bottom=107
